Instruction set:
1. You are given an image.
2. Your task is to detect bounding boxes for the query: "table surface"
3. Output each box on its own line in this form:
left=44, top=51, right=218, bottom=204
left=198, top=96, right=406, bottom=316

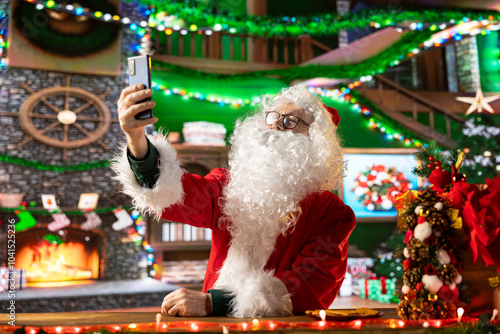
left=0, top=309, right=399, bottom=327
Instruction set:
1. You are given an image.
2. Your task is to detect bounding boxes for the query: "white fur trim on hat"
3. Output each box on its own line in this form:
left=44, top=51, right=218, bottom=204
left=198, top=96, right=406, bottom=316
left=111, top=134, right=184, bottom=219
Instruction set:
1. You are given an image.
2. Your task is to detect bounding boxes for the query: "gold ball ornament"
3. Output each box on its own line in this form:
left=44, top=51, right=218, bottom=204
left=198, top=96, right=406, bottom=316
left=419, top=208, right=430, bottom=217
left=428, top=293, right=438, bottom=301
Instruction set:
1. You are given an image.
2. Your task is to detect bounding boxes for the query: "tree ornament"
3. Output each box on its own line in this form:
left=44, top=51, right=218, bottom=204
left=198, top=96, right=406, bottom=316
left=429, top=156, right=435, bottom=162
left=434, top=161, right=442, bottom=167
left=422, top=274, right=443, bottom=293
left=414, top=222, right=432, bottom=241
left=419, top=208, right=429, bottom=217
left=437, top=249, right=451, bottom=265
left=434, top=202, right=443, bottom=211
left=427, top=163, right=435, bottom=169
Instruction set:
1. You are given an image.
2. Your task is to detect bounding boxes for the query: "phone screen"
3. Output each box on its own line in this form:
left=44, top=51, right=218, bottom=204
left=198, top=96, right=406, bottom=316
left=128, top=55, right=153, bottom=119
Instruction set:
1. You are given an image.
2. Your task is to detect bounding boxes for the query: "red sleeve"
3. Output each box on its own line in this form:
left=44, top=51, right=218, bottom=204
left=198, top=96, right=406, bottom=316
left=275, top=198, right=356, bottom=313
left=160, top=168, right=227, bottom=229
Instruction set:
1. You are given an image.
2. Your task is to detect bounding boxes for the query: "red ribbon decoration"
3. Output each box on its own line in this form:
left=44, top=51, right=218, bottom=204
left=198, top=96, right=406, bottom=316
left=380, top=276, right=387, bottom=295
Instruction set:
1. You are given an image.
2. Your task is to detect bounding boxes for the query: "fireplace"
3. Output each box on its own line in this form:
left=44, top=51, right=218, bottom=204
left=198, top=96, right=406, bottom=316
left=15, top=227, right=101, bottom=283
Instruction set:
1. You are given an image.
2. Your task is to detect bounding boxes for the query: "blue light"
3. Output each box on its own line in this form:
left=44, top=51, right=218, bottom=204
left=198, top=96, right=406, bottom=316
left=75, top=7, right=84, bottom=15
left=454, top=35, right=462, bottom=41
left=130, top=23, right=138, bottom=31
left=145, top=10, right=151, bottom=15
left=283, top=16, right=289, bottom=21
left=416, top=22, right=423, bottom=30
left=291, top=17, right=296, bottom=22
left=344, top=88, right=350, bottom=94
left=134, top=44, right=141, bottom=51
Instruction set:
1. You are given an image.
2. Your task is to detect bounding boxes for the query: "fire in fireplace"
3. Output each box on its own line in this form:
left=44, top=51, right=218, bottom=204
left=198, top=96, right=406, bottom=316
left=15, top=227, right=101, bottom=283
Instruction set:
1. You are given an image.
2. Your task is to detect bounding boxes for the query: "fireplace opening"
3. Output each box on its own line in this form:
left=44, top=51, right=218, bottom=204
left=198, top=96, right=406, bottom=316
left=15, top=227, right=101, bottom=283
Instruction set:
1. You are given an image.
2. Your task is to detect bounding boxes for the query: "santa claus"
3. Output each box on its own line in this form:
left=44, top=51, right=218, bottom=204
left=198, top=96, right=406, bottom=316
left=112, top=84, right=356, bottom=317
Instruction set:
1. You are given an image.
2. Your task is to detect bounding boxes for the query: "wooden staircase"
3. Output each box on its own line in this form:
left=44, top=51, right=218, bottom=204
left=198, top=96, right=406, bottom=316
left=357, top=75, right=466, bottom=149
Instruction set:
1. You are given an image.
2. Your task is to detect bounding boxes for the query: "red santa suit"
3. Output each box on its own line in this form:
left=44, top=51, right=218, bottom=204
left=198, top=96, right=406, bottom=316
left=162, top=167, right=356, bottom=313
left=112, top=133, right=356, bottom=316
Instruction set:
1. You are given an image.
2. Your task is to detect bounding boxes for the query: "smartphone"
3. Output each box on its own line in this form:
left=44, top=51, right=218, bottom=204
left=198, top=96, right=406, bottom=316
left=128, top=55, right=153, bottom=119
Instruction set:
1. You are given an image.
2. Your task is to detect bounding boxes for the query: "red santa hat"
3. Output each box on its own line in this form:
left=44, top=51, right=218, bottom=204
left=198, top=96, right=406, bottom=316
left=323, top=104, right=340, bottom=127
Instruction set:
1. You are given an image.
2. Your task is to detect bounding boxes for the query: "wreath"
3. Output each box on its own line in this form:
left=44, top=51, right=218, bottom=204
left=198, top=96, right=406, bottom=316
left=351, top=164, right=413, bottom=211
left=13, top=0, right=120, bottom=57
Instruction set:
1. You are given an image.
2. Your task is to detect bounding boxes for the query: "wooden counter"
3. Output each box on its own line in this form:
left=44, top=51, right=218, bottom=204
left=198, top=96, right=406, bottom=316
left=1, top=309, right=492, bottom=333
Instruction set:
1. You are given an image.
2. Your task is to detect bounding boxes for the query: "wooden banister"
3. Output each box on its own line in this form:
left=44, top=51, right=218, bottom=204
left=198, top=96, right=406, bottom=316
left=358, top=75, right=466, bottom=149
left=152, top=30, right=329, bottom=68
left=374, top=75, right=465, bottom=124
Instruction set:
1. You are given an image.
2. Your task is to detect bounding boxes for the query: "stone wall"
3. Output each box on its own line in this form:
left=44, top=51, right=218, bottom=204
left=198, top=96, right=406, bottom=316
left=0, top=1, right=143, bottom=209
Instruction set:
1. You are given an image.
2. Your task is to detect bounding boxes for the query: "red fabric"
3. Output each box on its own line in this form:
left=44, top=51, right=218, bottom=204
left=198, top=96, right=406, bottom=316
left=380, top=277, right=387, bottom=295
left=322, top=104, right=341, bottom=127
left=161, top=168, right=356, bottom=314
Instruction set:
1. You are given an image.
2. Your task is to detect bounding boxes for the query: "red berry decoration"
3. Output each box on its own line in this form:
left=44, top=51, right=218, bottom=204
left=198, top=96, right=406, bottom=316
left=427, top=163, right=434, bottom=169
left=429, top=156, right=435, bottom=162
left=434, top=161, right=442, bottom=167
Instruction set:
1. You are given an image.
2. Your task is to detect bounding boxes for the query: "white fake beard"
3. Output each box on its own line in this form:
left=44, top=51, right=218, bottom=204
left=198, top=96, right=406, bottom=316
left=214, top=115, right=333, bottom=291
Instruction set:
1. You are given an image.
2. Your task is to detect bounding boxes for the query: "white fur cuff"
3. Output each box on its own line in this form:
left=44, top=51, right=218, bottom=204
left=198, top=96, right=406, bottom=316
left=229, top=272, right=293, bottom=318
left=111, top=135, right=184, bottom=219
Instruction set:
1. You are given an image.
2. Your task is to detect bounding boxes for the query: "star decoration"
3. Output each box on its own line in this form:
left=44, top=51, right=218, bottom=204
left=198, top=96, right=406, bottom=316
left=455, top=87, right=500, bottom=116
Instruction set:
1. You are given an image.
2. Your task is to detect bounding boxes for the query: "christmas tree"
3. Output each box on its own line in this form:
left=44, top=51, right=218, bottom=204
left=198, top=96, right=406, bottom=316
left=456, top=114, right=500, bottom=184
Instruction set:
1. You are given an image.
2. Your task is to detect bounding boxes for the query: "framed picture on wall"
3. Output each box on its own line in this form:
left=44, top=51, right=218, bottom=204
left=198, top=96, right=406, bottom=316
left=340, top=148, right=420, bottom=222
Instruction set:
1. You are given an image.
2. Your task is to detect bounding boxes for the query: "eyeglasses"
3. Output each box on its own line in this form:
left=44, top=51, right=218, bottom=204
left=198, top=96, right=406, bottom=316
left=265, top=111, right=310, bottom=130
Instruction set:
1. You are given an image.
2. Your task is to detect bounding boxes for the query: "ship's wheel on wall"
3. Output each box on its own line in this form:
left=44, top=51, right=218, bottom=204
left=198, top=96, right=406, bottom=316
left=10, top=76, right=113, bottom=161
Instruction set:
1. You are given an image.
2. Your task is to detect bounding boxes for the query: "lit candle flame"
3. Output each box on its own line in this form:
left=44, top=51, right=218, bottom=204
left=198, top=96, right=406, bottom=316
left=319, top=310, right=326, bottom=322
left=156, top=313, right=162, bottom=328
left=457, top=307, right=465, bottom=322
left=491, top=309, right=498, bottom=322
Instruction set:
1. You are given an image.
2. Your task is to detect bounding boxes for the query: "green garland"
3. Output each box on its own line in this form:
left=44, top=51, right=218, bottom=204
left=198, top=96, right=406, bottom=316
left=0, top=153, right=111, bottom=171
left=127, top=0, right=499, bottom=37
left=0, top=206, right=131, bottom=215
left=151, top=29, right=435, bottom=81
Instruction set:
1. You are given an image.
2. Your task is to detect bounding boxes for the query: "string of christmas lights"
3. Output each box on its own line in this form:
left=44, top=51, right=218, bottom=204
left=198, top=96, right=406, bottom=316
left=148, top=23, right=496, bottom=82
left=0, top=7, right=7, bottom=70
left=18, top=0, right=500, bottom=38
left=1, top=315, right=498, bottom=333
left=126, top=0, right=500, bottom=37
left=152, top=83, right=259, bottom=108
